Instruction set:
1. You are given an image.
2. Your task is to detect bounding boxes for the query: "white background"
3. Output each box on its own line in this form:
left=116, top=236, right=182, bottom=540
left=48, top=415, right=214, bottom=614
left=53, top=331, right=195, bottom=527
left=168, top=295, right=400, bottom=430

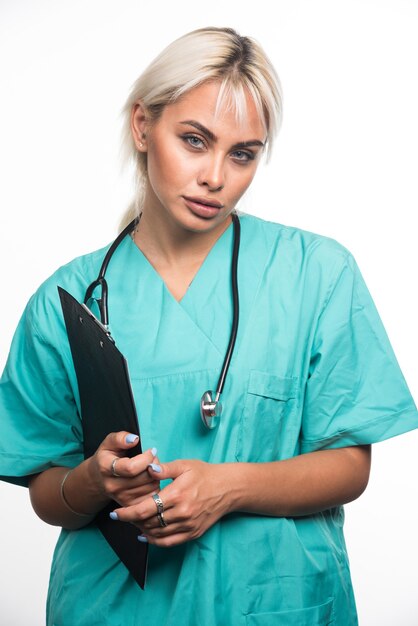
left=1, top=1, right=417, bottom=624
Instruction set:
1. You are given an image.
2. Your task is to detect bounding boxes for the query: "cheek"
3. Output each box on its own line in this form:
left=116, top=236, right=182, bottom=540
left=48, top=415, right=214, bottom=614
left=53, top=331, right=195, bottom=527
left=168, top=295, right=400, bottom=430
left=147, top=149, right=175, bottom=197
left=147, top=143, right=193, bottom=196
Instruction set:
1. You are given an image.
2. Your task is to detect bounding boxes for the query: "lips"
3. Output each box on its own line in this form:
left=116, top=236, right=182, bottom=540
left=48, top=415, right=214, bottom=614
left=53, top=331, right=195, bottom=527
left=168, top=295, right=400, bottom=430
left=182, top=195, right=224, bottom=219
left=183, top=196, right=224, bottom=208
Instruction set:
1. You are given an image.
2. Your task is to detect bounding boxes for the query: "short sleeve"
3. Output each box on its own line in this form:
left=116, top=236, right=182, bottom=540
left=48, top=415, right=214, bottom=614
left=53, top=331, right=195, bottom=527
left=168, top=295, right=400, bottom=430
left=0, top=296, right=84, bottom=487
left=300, top=252, right=418, bottom=452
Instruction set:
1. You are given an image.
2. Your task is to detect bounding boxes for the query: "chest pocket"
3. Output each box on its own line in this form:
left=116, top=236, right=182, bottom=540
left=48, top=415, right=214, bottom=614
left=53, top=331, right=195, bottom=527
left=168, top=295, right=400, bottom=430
left=245, top=597, right=334, bottom=625
left=235, top=370, right=299, bottom=462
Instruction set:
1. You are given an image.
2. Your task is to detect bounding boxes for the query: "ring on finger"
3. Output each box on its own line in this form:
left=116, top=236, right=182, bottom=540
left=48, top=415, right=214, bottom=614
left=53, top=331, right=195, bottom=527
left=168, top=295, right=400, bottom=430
left=157, top=510, right=168, bottom=527
left=111, top=457, right=121, bottom=477
left=152, top=493, right=164, bottom=514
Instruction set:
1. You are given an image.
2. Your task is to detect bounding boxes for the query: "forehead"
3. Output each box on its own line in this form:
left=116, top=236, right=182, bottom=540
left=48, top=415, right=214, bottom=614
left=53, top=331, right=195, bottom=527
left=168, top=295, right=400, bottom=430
left=159, top=81, right=266, bottom=141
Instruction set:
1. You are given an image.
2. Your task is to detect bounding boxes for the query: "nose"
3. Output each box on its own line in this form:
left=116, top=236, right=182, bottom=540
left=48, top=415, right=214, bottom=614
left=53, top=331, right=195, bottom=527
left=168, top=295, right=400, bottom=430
left=197, top=153, right=225, bottom=191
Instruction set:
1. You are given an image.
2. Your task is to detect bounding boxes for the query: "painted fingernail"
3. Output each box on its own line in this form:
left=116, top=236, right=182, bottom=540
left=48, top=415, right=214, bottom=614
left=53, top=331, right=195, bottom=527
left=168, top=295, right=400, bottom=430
left=137, top=534, right=148, bottom=543
left=148, top=463, right=162, bottom=473
left=151, top=447, right=158, bottom=457
left=109, top=511, right=118, bottom=521
left=126, top=434, right=139, bottom=444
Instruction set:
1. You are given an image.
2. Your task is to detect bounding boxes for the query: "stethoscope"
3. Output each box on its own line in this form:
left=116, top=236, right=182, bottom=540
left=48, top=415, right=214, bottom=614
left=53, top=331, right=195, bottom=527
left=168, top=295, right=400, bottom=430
left=84, top=212, right=241, bottom=430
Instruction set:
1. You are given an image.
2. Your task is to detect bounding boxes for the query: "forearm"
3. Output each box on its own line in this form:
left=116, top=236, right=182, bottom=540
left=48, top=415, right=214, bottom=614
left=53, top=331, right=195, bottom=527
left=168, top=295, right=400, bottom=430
left=28, top=434, right=160, bottom=531
left=113, top=446, right=372, bottom=547
left=28, top=459, right=110, bottom=530
left=225, top=445, right=371, bottom=517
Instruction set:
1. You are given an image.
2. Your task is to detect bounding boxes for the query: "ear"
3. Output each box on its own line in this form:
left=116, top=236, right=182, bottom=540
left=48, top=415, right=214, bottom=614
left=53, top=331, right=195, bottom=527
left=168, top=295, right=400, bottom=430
left=131, top=101, right=148, bottom=152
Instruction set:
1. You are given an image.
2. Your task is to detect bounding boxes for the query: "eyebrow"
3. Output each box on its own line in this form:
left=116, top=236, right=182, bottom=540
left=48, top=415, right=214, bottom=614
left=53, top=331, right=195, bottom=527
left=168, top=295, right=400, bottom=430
left=179, top=120, right=265, bottom=150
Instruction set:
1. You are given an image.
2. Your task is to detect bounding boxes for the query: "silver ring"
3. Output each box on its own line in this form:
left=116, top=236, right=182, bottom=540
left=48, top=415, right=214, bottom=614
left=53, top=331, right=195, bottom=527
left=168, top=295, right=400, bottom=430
left=152, top=493, right=164, bottom=514
left=111, top=457, right=121, bottom=477
left=157, top=510, right=168, bottom=527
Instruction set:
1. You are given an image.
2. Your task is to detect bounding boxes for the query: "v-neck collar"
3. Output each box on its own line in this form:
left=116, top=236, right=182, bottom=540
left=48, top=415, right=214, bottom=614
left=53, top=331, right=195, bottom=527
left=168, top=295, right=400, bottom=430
left=127, top=217, right=235, bottom=306
left=107, top=213, right=279, bottom=377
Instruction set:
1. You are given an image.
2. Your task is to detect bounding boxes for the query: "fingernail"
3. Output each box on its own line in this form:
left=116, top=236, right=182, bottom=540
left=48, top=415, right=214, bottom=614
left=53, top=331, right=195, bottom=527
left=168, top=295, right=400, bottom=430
left=126, top=433, right=139, bottom=444
left=109, top=511, right=118, bottom=521
left=137, top=534, right=148, bottom=543
left=148, top=463, right=162, bottom=473
left=151, top=447, right=157, bottom=457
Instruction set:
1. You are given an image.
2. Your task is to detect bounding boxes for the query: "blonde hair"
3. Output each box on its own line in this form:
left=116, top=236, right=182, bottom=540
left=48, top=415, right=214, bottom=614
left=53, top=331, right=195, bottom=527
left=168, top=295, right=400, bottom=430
left=119, top=27, right=283, bottom=228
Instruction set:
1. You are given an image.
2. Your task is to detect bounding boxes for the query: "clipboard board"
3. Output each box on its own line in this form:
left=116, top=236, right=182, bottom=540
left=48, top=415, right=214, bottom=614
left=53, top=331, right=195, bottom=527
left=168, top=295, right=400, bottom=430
left=58, top=286, right=148, bottom=588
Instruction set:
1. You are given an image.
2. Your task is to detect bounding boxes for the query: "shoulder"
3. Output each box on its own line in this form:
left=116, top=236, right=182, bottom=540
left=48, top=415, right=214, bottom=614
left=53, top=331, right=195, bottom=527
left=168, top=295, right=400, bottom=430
left=25, top=245, right=110, bottom=337
left=239, top=211, right=355, bottom=277
left=240, top=211, right=351, bottom=259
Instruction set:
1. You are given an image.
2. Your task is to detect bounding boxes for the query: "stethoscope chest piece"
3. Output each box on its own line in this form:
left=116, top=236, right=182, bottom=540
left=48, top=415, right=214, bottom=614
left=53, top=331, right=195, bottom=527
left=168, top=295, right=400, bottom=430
left=200, top=390, right=222, bottom=429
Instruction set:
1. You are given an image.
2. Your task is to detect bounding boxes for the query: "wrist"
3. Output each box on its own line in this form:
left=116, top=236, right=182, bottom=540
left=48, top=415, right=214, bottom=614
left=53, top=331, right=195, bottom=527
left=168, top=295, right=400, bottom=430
left=219, top=462, right=251, bottom=515
left=65, top=459, right=110, bottom=516
left=222, top=462, right=275, bottom=515
left=60, top=469, right=94, bottom=518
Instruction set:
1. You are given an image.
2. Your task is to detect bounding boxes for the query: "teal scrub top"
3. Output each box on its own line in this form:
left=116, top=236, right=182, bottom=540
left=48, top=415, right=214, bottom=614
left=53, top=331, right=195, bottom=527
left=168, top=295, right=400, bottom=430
left=1, top=213, right=418, bottom=626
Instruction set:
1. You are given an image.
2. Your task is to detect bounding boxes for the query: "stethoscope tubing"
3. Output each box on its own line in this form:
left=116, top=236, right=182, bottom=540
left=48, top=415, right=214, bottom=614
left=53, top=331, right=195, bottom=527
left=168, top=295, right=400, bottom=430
left=84, top=211, right=240, bottom=426
left=83, top=219, right=137, bottom=328
left=214, top=212, right=240, bottom=399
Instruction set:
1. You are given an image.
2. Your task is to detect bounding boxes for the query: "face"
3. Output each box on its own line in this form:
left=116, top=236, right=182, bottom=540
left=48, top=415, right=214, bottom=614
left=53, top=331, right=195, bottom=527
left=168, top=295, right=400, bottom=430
left=131, top=81, right=267, bottom=234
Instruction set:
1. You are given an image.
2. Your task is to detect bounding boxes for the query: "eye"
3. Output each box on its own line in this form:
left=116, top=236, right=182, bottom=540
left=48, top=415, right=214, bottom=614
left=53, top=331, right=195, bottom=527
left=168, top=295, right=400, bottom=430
left=182, top=134, right=205, bottom=149
left=231, top=150, right=255, bottom=163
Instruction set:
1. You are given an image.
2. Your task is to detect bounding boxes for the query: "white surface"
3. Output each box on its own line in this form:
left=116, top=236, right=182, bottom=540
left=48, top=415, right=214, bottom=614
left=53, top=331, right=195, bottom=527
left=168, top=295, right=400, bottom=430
left=0, top=1, right=417, bottom=624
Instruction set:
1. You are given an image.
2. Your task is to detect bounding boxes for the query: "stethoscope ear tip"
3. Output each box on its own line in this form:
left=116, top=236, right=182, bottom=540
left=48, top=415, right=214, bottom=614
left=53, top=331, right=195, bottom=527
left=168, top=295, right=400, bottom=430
left=200, top=390, right=222, bottom=429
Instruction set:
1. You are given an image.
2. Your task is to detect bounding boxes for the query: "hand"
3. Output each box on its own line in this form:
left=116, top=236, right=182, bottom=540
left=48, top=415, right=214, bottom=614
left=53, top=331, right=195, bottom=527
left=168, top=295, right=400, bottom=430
left=87, top=431, right=161, bottom=507
left=110, top=460, right=232, bottom=547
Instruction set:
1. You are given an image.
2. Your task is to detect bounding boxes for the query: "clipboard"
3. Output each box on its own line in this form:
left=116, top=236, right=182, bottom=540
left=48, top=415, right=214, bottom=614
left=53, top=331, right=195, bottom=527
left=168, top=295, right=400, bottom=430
left=58, top=286, right=148, bottom=588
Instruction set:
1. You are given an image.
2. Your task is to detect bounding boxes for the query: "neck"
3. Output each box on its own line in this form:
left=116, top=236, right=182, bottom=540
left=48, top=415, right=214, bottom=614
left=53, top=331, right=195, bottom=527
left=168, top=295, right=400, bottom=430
left=133, top=194, right=233, bottom=268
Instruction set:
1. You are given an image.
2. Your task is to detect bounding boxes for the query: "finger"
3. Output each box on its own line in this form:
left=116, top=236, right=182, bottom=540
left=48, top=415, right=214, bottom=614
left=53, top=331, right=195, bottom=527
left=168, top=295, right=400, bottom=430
left=141, top=513, right=186, bottom=534
left=143, top=520, right=185, bottom=538
left=124, top=507, right=186, bottom=536
left=113, top=475, right=160, bottom=496
left=147, top=459, right=189, bottom=481
left=124, top=452, right=160, bottom=476
left=109, top=502, right=148, bottom=525
left=108, top=447, right=158, bottom=479
left=112, top=480, right=161, bottom=507
left=139, top=531, right=195, bottom=548
left=97, top=431, right=141, bottom=454
left=110, top=488, right=172, bottom=524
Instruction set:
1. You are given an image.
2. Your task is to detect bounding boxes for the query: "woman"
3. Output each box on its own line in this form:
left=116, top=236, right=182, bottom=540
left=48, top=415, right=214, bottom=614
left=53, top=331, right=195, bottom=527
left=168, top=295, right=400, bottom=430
left=1, top=26, right=417, bottom=626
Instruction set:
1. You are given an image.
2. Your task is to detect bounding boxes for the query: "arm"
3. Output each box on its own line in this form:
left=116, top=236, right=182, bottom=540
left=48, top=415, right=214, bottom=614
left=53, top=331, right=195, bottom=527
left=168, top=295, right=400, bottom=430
left=228, top=444, right=371, bottom=517
left=113, top=445, right=371, bottom=546
left=28, top=431, right=161, bottom=530
left=29, top=461, right=106, bottom=530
